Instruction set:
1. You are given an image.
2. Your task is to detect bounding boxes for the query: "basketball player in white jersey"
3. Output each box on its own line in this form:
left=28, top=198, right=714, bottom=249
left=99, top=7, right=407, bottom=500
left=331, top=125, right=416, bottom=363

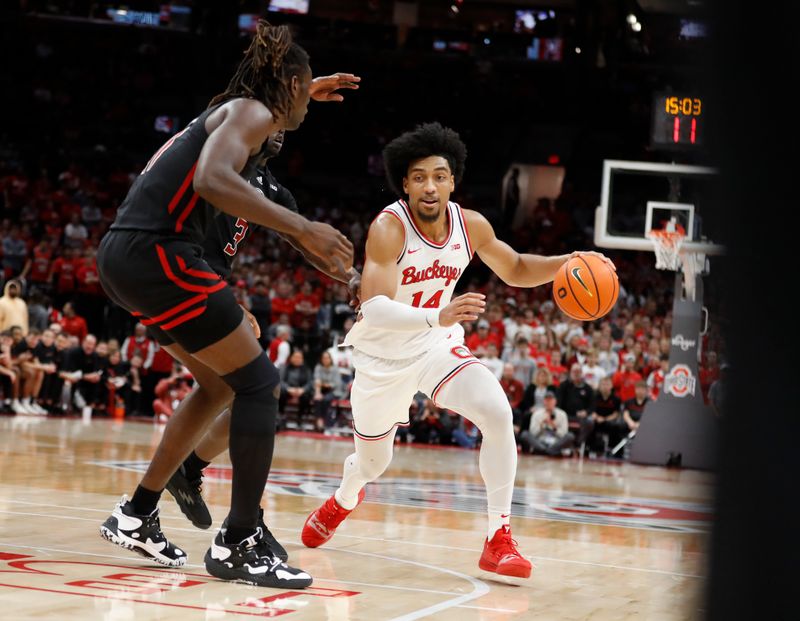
left=300, top=123, right=614, bottom=578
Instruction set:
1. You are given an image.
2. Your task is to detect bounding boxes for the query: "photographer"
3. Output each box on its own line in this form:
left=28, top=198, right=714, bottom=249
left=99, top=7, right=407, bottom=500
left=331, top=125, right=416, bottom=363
left=519, top=391, right=574, bottom=457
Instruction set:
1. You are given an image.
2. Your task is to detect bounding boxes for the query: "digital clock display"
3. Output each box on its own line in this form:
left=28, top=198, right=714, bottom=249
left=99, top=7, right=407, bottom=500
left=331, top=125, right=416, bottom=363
left=651, top=93, right=704, bottom=148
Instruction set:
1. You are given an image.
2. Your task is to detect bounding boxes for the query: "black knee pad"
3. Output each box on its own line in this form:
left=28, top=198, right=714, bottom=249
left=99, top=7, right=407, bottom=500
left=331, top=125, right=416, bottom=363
left=222, top=353, right=280, bottom=436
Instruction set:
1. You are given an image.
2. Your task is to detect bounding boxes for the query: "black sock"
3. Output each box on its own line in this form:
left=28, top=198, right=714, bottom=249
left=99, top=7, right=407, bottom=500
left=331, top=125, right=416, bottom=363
left=224, top=524, right=259, bottom=544
left=183, top=451, right=210, bottom=480
left=131, top=485, right=162, bottom=516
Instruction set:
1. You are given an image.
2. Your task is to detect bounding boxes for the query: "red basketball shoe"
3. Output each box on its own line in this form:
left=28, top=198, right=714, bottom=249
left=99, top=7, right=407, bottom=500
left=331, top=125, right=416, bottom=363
left=478, top=525, right=532, bottom=578
left=301, top=489, right=365, bottom=548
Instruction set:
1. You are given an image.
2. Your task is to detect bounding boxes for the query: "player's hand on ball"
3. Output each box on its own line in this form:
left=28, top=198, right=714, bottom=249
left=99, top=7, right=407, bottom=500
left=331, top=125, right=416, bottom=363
left=569, top=251, right=616, bottom=271
left=438, top=293, right=486, bottom=327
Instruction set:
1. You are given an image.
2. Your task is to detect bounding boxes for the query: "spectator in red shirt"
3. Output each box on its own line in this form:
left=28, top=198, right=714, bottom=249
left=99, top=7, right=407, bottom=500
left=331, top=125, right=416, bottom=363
left=612, top=353, right=643, bottom=402
left=548, top=349, right=568, bottom=385
left=21, top=238, right=54, bottom=293
left=50, top=247, right=79, bottom=307
left=121, top=323, right=155, bottom=369
left=270, top=280, right=296, bottom=324
left=292, top=281, right=320, bottom=327
left=699, top=350, right=720, bottom=403
left=466, top=319, right=502, bottom=357
left=269, top=325, right=292, bottom=369
left=500, top=363, right=525, bottom=417
left=646, top=354, right=670, bottom=400
left=485, top=303, right=506, bottom=346
left=58, top=302, right=88, bottom=342
left=76, top=247, right=104, bottom=334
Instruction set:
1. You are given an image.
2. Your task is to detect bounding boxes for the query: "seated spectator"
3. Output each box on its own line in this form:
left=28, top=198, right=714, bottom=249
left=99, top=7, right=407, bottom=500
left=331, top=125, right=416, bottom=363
left=269, top=325, right=292, bottom=369
left=519, top=391, right=574, bottom=456
left=0, top=331, right=21, bottom=412
left=581, top=348, right=606, bottom=390
left=557, top=363, right=595, bottom=448
left=596, top=335, right=619, bottom=377
left=39, top=332, right=70, bottom=412
left=480, top=342, right=504, bottom=379
left=50, top=247, right=79, bottom=307
left=646, top=354, right=670, bottom=400
left=700, top=350, right=720, bottom=404
left=21, top=238, right=54, bottom=294
left=588, top=377, right=623, bottom=452
left=411, top=399, right=451, bottom=445
left=312, top=350, right=345, bottom=432
left=502, top=335, right=536, bottom=386
left=708, top=363, right=730, bottom=417
left=621, top=381, right=649, bottom=435
left=60, top=334, right=106, bottom=414
left=0, top=280, right=28, bottom=335
left=612, top=353, right=643, bottom=402
left=58, top=301, right=88, bottom=342
left=293, top=281, right=320, bottom=327
left=64, top=213, right=88, bottom=249
left=1, top=227, right=28, bottom=278
left=121, top=323, right=155, bottom=368
left=279, top=349, right=313, bottom=419
left=152, top=363, right=192, bottom=423
left=451, top=415, right=480, bottom=449
left=547, top=349, right=568, bottom=384
left=519, top=367, right=557, bottom=416
left=500, top=362, right=525, bottom=418
left=16, top=329, right=53, bottom=415
left=26, top=291, right=51, bottom=332
left=270, top=279, right=296, bottom=324
left=104, top=349, right=131, bottom=415
left=467, top=319, right=501, bottom=358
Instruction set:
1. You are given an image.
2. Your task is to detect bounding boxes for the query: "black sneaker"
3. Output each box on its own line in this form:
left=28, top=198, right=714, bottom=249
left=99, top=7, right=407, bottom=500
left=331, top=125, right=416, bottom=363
left=100, top=495, right=187, bottom=567
left=222, top=508, right=288, bottom=562
left=204, top=526, right=311, bottom=588
left=165, top=464, right=212, bottom=529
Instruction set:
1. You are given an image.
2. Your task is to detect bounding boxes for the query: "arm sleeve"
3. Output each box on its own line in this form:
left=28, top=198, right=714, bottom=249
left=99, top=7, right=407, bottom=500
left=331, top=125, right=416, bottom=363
left=555, top=409, right=569, bottom=436
left=358, top=295, right=440, bottom=332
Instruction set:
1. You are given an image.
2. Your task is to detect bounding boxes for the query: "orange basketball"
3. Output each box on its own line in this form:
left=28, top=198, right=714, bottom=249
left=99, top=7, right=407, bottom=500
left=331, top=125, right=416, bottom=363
left=552, top=254, right=618, bottom=321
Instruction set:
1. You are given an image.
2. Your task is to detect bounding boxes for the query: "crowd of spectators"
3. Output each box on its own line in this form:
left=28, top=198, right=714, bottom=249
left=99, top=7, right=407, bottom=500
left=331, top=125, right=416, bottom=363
left=0, top=11, right=727, bottom=461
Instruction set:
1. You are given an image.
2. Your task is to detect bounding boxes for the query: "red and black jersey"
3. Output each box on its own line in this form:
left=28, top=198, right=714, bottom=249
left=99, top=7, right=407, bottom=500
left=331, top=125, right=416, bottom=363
left=110, top=102, right=269, bottom=246
left=205, top=165, right=297, bottom=279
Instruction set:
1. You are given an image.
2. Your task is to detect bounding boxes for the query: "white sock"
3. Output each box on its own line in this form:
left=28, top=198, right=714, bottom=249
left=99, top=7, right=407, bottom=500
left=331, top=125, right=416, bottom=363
left=433, top=363, right=518, bottom=542
left=335, top=431, right=396, bottom=510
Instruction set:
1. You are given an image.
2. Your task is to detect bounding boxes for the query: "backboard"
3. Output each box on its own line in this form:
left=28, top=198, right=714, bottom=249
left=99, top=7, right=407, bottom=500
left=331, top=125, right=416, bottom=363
left=594, top=160, right=723, bottom=255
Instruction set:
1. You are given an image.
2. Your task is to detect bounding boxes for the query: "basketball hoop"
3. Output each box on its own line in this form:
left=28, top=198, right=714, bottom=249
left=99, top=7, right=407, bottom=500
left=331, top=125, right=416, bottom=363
left=646, top=223, right=685, bottom=271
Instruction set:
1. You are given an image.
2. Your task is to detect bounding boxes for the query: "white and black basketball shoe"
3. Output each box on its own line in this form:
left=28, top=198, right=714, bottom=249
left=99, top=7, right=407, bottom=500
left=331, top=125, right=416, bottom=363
left=204, top=525, right=311, bottom=588
left=100, top=495, right=187, bottom=567
left=220, top=507, right=288, bottom=562
left=165, top=464, right=212, bottom=529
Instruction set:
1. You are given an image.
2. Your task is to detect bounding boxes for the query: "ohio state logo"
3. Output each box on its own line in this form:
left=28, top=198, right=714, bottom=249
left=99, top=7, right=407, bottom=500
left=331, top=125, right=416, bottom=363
left=664, top=364, right=696, bottom=397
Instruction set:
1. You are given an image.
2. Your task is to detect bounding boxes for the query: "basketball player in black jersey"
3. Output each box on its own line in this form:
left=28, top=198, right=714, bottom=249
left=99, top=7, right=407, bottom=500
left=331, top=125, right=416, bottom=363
left=148, top=129, right=360, bottom=560
left=96, top=21, right=355, bottom=588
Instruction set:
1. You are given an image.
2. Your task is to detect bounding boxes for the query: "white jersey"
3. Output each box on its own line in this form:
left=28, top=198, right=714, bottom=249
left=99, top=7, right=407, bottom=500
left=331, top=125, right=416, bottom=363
left=344, top=199, right=474, bottom=360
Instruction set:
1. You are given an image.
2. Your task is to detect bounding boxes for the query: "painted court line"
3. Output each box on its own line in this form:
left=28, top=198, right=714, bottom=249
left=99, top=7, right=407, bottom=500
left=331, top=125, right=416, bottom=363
left=1, top=500, right=704, bottom=579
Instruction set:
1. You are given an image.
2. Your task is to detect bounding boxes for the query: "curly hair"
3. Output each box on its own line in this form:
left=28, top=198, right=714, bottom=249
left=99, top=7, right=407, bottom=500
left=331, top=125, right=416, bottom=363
left=382, top=122, right=467, bottom=197
left=208, top=20, right=310, bottom=120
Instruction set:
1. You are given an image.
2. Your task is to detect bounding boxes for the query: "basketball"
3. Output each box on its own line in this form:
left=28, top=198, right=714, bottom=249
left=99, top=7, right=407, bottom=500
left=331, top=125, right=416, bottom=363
left=552, top=254, right=619, bottom=321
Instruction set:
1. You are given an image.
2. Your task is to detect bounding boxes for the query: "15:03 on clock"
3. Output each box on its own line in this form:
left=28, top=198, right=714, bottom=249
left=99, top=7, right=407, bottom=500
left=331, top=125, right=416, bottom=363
left=651, top=92, right=704, bottom=149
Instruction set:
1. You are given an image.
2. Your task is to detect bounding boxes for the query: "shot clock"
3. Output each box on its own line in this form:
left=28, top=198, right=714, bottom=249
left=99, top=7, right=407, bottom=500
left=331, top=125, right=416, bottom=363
left=651, top=92, right=704, bottom=149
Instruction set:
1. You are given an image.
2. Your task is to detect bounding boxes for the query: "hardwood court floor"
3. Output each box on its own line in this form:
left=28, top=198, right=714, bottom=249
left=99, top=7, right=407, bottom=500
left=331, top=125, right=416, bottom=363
left=0, top=416, right=712, bottom=620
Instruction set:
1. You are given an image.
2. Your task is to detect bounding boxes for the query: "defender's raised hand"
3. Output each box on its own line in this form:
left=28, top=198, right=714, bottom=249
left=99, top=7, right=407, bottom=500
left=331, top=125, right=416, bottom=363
left=310, top=73, right=361, bottom=103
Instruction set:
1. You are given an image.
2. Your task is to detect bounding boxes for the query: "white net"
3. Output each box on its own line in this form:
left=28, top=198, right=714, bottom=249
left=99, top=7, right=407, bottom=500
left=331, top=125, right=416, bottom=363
left=647, top=228, right=685, bottom=271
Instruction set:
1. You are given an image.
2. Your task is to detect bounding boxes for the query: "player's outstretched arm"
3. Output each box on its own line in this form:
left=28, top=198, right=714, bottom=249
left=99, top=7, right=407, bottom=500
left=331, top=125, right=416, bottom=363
left=194, top=99, right=353, bottom=275
left=463, top=209, right=614, bottom=287
left=309, top=73, right=360, bottom=103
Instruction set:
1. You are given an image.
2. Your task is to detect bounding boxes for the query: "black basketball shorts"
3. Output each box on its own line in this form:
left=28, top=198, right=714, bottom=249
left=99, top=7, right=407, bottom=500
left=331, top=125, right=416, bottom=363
left=98, top=230, right=243, bottom=353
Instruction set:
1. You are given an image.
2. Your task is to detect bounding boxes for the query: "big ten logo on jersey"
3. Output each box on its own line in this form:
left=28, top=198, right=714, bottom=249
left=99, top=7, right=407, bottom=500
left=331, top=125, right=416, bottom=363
left=224, top=218, right=249, bottom=257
